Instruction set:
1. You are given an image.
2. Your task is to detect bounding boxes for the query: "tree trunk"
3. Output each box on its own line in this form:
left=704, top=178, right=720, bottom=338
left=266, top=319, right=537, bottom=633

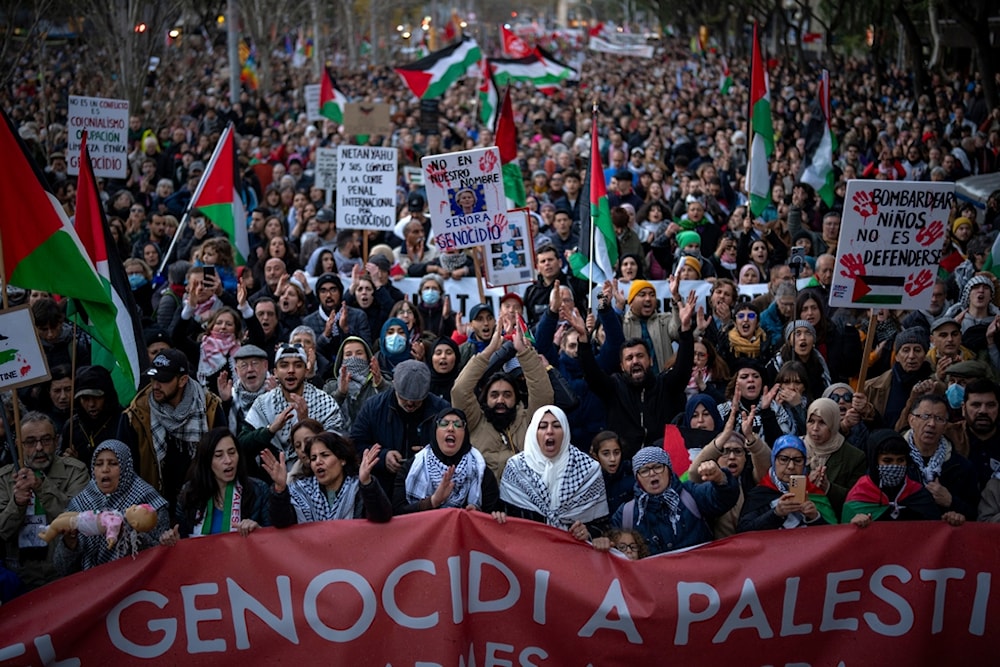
left=950, top=1, right=999, bottom=111
left=892, top=0, right=929, bottom=104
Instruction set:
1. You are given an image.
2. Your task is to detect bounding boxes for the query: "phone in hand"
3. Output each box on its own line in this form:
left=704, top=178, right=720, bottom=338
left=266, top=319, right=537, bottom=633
left=203, top=265, right=217, bottom=280
left=789, top=475, right=807, bottom=504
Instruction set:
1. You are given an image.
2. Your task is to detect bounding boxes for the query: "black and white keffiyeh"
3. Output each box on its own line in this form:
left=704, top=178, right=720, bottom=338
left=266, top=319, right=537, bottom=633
left=630, top=447, right=683, bottom=530
left=405, top=445, right=486, bottom=509
left=500, top=406, right=607, bottom=528
left=246, top=384, right=346, bottom=461
left=149, top=379, right=209, bottom=463
left=288, top=475, right=360, bottom=522
left=906, top=431, right=950, bottom=482
left=718, top=398, right=794, bottom=441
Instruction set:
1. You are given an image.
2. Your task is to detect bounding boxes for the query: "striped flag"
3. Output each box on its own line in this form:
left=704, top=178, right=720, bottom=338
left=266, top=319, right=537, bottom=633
left=719, top=56, right=732, bottom=94
left=320, top=68, right=348, bottom=124
left=800, top=70, right=837, bottom=207
left=500, top=25, right=531, bottom=57
left=394, top=36, right=481, bottom=99
left=984, top=232, right=1000, bottom=280
left=747, top=22, right=773, bottom=218
left=190, top=123, right=251, bottom=266
left=73, top=131, right=146, bottom=403
left=478, top=57, right=498, bottom=130
left=494, top=87, right=526, bottom=209
left=569, top=108, right=618, bottom=285
left=490, top=48, right=576, bottom=89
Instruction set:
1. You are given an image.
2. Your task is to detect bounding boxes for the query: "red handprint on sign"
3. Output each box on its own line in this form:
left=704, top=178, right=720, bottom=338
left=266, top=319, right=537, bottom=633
left=916, top=220, right=945, bottom=247
left=852, top=191, right=878, bottom=221
left=905, top=269, right=933, bottom=297
left=479, top=150, right=498, bottom=172
left=839, top=253, right=866, bottom=280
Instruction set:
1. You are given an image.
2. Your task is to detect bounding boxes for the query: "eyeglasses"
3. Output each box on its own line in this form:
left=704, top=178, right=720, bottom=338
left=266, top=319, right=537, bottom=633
left=775, top=455, right=805, bottom=466
left=720, top=447, right=746, bottom=457
left=636, top=463, right=667, bottom=478
left=615, top=542, right=639, bottom=553
left=22, top=435, right=55, bottom=448
left=437, top=418, right=466, bottom=429
left=736, top=312, right=757, bottom=320
left=130, top=207, right=144, bottom=213
left=829, top=392, right=853, bottom=403
left=912, top=413, right=948, bottom=425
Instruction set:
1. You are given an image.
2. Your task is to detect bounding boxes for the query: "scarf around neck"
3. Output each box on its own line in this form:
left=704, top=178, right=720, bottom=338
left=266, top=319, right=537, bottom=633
left=149, top=379, right=209, bottom=464
left=195, top=481, right=243, bottom=535
left=405, top=445, right=485, bottom=509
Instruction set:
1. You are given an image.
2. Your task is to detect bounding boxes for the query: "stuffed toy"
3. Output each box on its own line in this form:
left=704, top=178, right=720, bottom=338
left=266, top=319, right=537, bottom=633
left=37, top=504, right=157, bottom=548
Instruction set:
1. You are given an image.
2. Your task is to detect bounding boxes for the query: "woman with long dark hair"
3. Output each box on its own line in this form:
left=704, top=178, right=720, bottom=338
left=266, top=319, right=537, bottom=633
left=160, top=427, right=271, bottom=542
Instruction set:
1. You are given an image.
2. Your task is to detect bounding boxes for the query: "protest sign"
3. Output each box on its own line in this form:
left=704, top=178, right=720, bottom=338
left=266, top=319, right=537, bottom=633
left=304, top=84, right=321, bottom=122
left=588, top=36, right=655, bottom=58
left=336, top=146, right=398, bottom=231
left=314, top=148, right=338, bottom=192
left=343, top=102, right=393, bottom=137
left=2, top=514, right=996, bottom=666
left=0, top=306, right=49, bottom=391
left=830, top=180, right=955, bottom=310
left=67, top=95, right=129, bottom=178
left=485, top=209, right=535, bottom=287
left=422, top=147, right=506, bottom=251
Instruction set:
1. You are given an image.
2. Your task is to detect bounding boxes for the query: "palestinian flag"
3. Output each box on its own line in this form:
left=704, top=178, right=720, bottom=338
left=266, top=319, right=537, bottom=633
left=760, top=474, right=839, bottom=525
left=489, top=47, right=576, bottom=89
left=0, top=109, right=117, bottom=349
left=190, top=123, right=251, bottom=266
left=478, top=57, right=498, bottom=130
left=501, top=25, right=531, bottom=57
left=719, top=56, right=732, bottom=94
left=73, top=131, right=146, bottom=403
left=800, top=69, right=836, bottom=207
left=747, top=22, right=773, bottom=218
left=986, top=232, right=1000, bottom=280
left=394, top=36, right=481, bottom=100
left=320, top=69, right=349, bottom=124
left=569, top=107, right=618, bottom=285
left=493, top=87, right=525, bottom=209
left=842, top=475, right=926, bottom=523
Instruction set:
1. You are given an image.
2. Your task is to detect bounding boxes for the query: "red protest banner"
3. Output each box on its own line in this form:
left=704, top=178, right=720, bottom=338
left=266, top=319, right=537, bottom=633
left=1, top=511, right=997, bottom=666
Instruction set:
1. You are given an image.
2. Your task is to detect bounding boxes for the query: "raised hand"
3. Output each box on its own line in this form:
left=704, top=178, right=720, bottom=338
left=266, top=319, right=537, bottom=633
left=430, top=466, right=456, bottom=508
left=159, top=524, right=181, bottom=547
left=358, top=444, right=382, bottom=485
left=260, top=449, right=288, bottom=492
left=217, top=369, right=233, bottom=402
left=548, top=279, right=562, bottom=313
left=760, top=383, right=781, bottom=411
left=678, top=290, right=697, bottom=331
left=370, top=356, right=382, bottom=386
left=337, top=364, right=350, bottom=396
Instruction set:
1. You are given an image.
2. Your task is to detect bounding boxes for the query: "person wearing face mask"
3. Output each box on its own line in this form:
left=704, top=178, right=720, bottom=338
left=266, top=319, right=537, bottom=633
left=325, top=336, right=387, bottom=430
left=124, top=258, right=155, bottom=325
left=843, top=429, right=958, bottom=526
left=375, top=317, right=413, bottom=381
left=414, top=275, right=456, bottom=342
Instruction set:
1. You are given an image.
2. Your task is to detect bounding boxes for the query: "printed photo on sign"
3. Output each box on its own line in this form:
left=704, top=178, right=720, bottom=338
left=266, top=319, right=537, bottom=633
left=422, top=147, right=505, bottom=251
left=485, top=209, right=536, bottom=287
left=830, top=180, right=955, bottom=311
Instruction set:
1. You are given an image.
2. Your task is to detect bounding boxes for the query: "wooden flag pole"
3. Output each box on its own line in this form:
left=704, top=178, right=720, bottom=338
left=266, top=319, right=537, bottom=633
left=472, top=248, right=486, bottom=304
left=855, top=309, right=878, bottom=391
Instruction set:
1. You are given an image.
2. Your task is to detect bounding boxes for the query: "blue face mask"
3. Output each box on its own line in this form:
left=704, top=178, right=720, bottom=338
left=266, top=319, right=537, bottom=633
left=946, top=382, right=965, bottom=409
left=421, top=289, right=441, bottom=305
left=128, top=274, right=148, bottom=290
left=384, top=333, right=406, bottom=354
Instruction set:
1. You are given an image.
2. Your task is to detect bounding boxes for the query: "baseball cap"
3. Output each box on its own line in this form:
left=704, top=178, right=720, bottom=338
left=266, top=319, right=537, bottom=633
left=147, top=349, right=189, bottom=382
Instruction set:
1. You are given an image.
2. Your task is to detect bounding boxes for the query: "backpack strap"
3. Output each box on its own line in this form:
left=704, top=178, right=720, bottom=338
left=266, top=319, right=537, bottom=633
left=622, top=500, right=635, bottom=531
left=679, top=488, right=701, bottom=520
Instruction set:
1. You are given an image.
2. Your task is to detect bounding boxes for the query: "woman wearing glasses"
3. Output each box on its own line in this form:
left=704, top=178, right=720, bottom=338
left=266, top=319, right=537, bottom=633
left=737, top=434, right=838, bottom=532
left=262, top=431, right=392, bottom=524
left=716, top=303, right=771, bottom=371
left=393, top=407, right=498, bottom=514
left=686, top=391, right=772, bottom=538
left=612, top=446, right=739, bottom=555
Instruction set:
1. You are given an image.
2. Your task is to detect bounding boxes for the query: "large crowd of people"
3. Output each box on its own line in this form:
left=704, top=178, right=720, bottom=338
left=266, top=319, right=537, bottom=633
left=2, top=23, right=1000, bottom=602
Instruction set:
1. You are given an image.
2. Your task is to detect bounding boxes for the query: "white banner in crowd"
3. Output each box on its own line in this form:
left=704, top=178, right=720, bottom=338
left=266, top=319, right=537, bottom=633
left=314, top=147, right=337, bottom=192
left=336, top=146, right=398, bottom=231
left=304, top=84, right=321, bottom=122
left=67, top=95, right=129, bottom=178
left=0, top=306, right=50, bottom=391
left=588, top=36, right=655, bottom=58
left=422, top=147, right=506, bottom=251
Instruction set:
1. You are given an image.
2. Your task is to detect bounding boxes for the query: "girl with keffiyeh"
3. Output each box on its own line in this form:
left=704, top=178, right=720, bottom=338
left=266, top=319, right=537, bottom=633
left=262, top=432, right=392, bottom=525
left=393, top=407, right=498, bottom=514
left=494, top=406, right=610, bottom=542
left=159, top=428, right=271, bottom=544
left=54, top=440, right=169, bottom=574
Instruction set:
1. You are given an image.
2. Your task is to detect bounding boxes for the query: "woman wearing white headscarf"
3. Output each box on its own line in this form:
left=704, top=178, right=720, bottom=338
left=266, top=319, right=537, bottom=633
left=495, top=405, right=609, bottom=540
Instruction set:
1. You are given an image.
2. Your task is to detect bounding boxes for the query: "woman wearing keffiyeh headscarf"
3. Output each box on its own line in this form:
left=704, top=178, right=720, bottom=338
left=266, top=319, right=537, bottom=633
left=393, top=407, right=498, bottom=513
left=53, top=440, right=169, bottom=574
left=614, top=446, right=739, bottom=555
left=496, top=406, right=609, bottom=542
left=263, top=431, right=392, bottom=525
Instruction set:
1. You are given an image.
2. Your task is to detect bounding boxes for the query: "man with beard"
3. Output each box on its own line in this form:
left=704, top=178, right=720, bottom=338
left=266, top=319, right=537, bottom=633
left=303, top=273, right=372, bottom=354
left=244, top=344, right=345, bottom=468
left=452, top=316, right=554, bottom=481
left=959, top=379, right=1000, bottom=489
left=351, top=359, right=450, bottom=493
left=218, top=345, right=274, bottom=433
left=622, top=279, right=678, bottom=373
left=904, top=395, right=979, bottom=520
left=579, top=290, right=698, bottom=457
left=0, top=412, right=88, bottom=591
left=120, top=349, right=224, bottom=512
left=59, top=366, right=122, bottom=466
